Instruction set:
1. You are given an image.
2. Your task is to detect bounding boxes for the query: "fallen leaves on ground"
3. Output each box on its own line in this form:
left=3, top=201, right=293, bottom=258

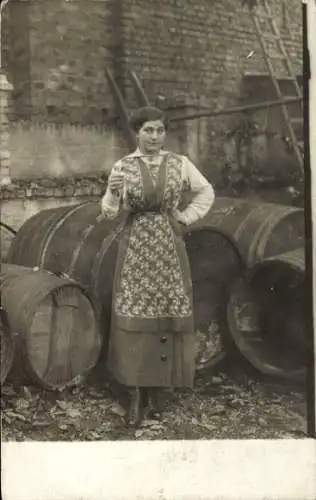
left=1, top=374, right=307, bottom=441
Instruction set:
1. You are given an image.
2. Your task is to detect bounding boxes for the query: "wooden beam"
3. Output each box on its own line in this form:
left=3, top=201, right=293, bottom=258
left=169, top=96, right=302, bottom=122
left=104, top=67, right=136, bottom=149
left=129, top=70, right=151, bottom=106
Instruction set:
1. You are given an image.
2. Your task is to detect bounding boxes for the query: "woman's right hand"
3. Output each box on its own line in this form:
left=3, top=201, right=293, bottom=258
left=108, top=170, right=124, bottom=192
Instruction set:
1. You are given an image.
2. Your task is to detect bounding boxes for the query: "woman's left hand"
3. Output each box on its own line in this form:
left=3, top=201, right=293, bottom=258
left=171, top=215, right=186, bottom=237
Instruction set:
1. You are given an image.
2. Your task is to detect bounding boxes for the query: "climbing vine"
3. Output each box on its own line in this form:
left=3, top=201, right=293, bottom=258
left=225, top=115, right=262, bottom=178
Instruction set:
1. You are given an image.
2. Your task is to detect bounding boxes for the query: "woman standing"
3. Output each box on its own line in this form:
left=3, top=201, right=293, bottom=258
left=101, top=106, right=215, bottom=427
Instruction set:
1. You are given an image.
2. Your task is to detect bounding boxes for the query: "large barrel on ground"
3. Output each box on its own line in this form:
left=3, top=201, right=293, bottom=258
left=0, top=307, right=15, bottom=385
left=184, top=225, right=244, bottom=370
left=0, top=263, right=101, bottom=389
left=226, top=248, right=309, bottom=381
left=7, top=202, right=245, bottom=371
left=189, top=197, right=305, bottom=266
left=7, top=202, right=124, bottom=334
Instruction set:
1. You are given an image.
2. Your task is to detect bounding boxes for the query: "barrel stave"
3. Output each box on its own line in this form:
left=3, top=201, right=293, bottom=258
left=226, top=248, right=308, bottom=381
left=38, top=203, right=99, bottom=274
left=6, top=207, right=67, bottom=266
left=0, top=307, right=15, bottom=385
left=0, top=264, right=101, bottom=389
left=184, top=227, right=244, bottom=370
left=196, top=197, right=305, bottom=265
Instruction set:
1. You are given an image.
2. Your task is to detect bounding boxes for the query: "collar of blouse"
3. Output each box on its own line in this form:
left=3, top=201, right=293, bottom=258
left=131, top=148, right=169, bottom=165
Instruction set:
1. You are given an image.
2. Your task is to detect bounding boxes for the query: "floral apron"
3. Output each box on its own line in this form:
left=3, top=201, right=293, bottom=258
left=107, top=153, right=196, bottom=387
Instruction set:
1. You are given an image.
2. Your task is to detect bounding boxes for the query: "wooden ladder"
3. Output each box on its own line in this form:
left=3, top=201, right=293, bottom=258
left=247, top=0, right=304, bottom=173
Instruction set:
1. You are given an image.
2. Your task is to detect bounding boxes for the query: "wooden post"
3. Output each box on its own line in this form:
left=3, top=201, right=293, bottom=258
left=0, top=71, right=13, bottom=186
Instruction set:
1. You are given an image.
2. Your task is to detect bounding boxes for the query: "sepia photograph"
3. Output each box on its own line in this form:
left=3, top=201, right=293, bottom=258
left=0, top=0, right=315, bottom=498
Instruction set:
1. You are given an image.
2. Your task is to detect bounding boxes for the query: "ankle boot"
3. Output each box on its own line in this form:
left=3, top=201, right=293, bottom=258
left=148, top=387, right=163, bottom=420
left=125, top=387, right=146, bottom=427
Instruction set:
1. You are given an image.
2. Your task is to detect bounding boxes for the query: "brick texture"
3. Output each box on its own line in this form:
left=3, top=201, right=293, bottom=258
left=118, top=0, right=302, bottom=177
left=1, top=0, right=303, bottom=178
left=8, top=122, right=128, bottom=178
left=3, top=0, right=121, bottom=124
left=120, top=0, right=302, bottom=99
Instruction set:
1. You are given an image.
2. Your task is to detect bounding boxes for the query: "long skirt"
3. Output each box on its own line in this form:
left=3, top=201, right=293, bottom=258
left=106, top=212, right=196, bottom=387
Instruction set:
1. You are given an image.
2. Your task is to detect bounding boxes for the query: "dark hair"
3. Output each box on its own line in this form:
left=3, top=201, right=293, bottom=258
left=129, top=106, right=168, bottom=133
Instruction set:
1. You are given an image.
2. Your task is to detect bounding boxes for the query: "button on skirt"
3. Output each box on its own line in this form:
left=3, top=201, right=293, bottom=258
left=107, top=329, right=196, bottom=387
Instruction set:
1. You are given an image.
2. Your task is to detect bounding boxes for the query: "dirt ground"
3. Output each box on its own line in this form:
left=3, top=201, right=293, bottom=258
left=1, top=366, right=307, bottom=442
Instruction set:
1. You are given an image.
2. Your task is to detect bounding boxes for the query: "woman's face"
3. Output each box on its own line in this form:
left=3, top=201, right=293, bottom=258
left=136, top=119, right=166, bottom=154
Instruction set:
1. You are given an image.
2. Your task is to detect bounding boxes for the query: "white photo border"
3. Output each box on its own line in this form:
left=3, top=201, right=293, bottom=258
left=1, top=1, right=316, bottom=499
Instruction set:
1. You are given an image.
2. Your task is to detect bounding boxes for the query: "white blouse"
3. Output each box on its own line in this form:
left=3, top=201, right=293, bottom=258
left=101, top=149, right=215, bottom=226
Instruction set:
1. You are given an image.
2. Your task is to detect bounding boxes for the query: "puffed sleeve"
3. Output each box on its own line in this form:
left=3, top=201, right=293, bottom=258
left=173, top=156, right=215, bottom=225
left=100, top=160, right=123, bottom=219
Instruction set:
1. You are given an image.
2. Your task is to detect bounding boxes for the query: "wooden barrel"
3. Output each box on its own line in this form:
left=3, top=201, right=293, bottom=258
left=0, top=221, right=17, bottom=262
left=7, top=202, right=244, bottom=371
left=0, top=263, right=102, bottom=389
left=226, top=248, right=309, bottom=381
left=189, top=197, right=305, bottom=266
left=7, top=203, right=124, bottom=334
left=0, top=306, right=15, bottom=385
left=184, top=226, right=244, bottom=370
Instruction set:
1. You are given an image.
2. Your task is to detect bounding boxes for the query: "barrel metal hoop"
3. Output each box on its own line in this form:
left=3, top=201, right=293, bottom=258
left=254, top=207, right=301, bottom=262
left=0, top=222, right=17, bottom=235
left=247, top=209, right=288, bottom=264
left=233, top=208, right=260, bottom=241
left=36, top=210, right=68, bottom=265
left=247, top=215, right=274, bottom=264
left=66, top=223, right=96, bottom=276
left=232, top=204, right=301, bottom=264
left=233, top=206, right=270, bottom=262
left=39, top=203, right=94, bottom=269
left=6, top=212, right=49, bottom=264
left=253, top=248, right=305, bottom=275
left=91, top=219, right=128, bottom=296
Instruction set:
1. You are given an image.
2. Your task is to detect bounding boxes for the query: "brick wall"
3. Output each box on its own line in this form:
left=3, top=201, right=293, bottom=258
left=120, top=0, right=302, bottom=99
left=118, top=0, right=302, bottom=178
left=8, top=122, right=128, bottom=178
left=1, top=1, right=303, bottom=206
left=0, top=0, right=303, bottom=262
left=1, top=0, right=32, bottom=119
left=3, top=0, right=122, bottom=125
left=3, top=0, right=302, bottom=117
